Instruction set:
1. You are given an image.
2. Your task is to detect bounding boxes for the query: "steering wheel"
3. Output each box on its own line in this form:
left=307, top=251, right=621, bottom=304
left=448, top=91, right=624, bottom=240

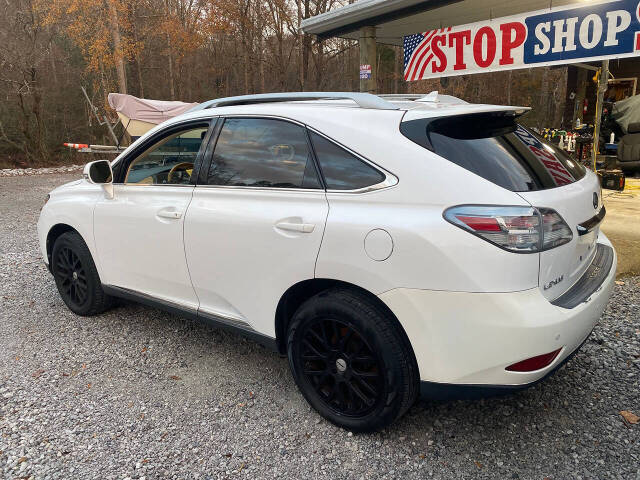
left=167, top=162, right=194, bottom=184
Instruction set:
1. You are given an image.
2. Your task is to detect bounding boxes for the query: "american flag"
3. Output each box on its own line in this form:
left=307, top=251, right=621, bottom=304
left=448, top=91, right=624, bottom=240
left=403, top=28, right=451, bottom=81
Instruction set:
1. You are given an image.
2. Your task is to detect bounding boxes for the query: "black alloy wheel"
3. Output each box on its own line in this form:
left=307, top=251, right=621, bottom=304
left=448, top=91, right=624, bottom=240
left=51, top=231, right=112, bottom=316
left=55, top=246, right=88, bottom=307
left=287, top=288, right=419, bottom=432
left=299, top=318, right=384, bottom=417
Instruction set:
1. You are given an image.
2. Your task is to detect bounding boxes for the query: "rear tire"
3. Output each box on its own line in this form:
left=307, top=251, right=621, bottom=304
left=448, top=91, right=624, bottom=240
left=287, top=287, right=419, bottom=432
left=51, top=231, right=112, bottom=316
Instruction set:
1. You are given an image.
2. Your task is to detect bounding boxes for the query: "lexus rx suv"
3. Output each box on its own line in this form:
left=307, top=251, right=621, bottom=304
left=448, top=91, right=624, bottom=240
left=38, top=92, right=616, bottom=432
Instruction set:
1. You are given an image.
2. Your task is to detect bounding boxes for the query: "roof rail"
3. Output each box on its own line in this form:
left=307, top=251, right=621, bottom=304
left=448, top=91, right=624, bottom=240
left=188, top=92, right=399, bottom=112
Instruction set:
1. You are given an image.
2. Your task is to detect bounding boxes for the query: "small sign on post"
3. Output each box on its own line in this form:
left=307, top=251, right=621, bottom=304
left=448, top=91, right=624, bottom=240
left=359, top=64, right=372, bottom=79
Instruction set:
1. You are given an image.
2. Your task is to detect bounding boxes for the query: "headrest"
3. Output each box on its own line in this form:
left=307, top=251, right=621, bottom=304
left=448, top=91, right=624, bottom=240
left=628, top=122, right=640, bottom=134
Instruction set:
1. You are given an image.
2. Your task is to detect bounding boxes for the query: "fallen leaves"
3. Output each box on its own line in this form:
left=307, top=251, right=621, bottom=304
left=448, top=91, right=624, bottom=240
left=615, top=280, right=625, bottom=285
left=474, top=461, right=483, bottom=469
left=31, top=369, right=45, bottom=378
left=620, top=410, right=639, bottom=425
left=169, top=375, right=181, bottom=381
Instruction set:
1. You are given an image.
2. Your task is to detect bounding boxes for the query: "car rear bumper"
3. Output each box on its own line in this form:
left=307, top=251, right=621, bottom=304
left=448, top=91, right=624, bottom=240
left=418, top=327, right=593, bottom=400
left=378, top=234, right=616, bottom=389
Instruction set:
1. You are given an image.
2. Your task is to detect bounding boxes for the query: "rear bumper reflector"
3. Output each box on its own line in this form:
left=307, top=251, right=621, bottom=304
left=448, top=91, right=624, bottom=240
left=551, top=243, right=614, bottom=309
left=505, top=348, right=562, bottom=372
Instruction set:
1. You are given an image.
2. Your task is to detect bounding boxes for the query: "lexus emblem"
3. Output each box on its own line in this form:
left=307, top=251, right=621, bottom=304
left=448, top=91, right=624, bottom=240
left=593, top=192, right=598, bottom=209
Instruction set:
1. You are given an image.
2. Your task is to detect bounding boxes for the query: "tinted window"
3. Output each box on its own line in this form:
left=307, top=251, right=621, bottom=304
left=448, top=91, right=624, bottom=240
left=401, top=114, right=586, bottom=192
left=124, top=126, right=208, bottom=185
left=207, top=118, right=321, bottom=189
left=310, top=132, right=385, bottom=190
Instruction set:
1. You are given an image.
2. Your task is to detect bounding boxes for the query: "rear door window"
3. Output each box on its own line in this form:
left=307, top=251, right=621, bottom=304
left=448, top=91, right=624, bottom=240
left=401, top=113, right=586, bottom=192
left=207, top=118, right=321, bottom=189
left=309, top=132, right=385, bottom=190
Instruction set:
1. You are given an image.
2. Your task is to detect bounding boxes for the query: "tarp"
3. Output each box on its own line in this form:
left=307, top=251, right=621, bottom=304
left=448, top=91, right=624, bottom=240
left=403, top=0, right=640, bottom=81
left=612, top=94, right=640, bottom=134
left=107, top=93, right=198, bottom=125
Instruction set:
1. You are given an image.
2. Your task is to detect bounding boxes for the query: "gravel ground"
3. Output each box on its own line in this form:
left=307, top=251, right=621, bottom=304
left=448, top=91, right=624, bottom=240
left=0, top=165, right=83, bottom=177
left=1, top=172, right=639, bottom=480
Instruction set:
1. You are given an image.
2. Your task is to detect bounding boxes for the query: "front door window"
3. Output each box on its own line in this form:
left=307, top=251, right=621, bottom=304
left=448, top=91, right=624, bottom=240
left=125, top=126, right=209, bottom=185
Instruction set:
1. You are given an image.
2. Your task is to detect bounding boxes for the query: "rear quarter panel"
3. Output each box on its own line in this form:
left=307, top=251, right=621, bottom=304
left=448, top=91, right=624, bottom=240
left=312, top=118, right=540, bottom=294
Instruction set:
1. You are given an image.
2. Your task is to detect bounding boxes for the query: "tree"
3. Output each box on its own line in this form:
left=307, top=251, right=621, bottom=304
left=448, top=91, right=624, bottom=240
left=40, top=0, right=136, bottom=95
left=0, top=0, right=53, bottom=163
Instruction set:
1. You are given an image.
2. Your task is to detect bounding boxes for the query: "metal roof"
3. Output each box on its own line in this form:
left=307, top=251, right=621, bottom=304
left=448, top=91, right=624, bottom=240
left=300, top=0, right=580, bottom=45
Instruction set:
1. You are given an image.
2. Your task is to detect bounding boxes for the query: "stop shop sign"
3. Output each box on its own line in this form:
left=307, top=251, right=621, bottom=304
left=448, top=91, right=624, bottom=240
left=403, top=0, right=640, bottom=81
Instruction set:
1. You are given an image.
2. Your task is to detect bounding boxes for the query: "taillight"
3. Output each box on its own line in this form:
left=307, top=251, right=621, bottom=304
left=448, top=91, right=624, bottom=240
left=539, top=208, right=573, bottom=250
left=444, top=205, right=572, bottom=253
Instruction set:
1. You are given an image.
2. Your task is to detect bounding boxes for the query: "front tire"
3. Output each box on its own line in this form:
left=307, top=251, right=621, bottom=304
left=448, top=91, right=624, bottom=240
left=287, top=288, right=419, bottom=432
left=51, top=231, right=112, bottom=316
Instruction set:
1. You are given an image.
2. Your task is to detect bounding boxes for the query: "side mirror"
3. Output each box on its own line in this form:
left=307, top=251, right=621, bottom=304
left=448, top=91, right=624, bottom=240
left=83, top=160, right=113, bottom=185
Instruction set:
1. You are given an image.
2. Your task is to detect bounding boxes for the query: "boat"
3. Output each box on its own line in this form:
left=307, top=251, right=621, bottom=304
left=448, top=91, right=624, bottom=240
left=107, top=93, right=198, bottom=140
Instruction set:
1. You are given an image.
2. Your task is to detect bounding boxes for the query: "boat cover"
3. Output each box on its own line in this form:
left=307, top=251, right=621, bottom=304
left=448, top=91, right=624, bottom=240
left=107, top=93, right=198, bottom=125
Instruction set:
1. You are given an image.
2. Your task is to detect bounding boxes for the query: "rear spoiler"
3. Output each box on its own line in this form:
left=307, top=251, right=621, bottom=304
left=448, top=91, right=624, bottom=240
left=400, top=108, right=530, bottom=151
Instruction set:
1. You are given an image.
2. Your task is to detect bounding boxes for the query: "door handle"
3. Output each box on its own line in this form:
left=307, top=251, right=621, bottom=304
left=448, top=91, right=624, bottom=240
left=275, top=222, right=315, bottom=233
left=157, top=208, right=183, bottom=219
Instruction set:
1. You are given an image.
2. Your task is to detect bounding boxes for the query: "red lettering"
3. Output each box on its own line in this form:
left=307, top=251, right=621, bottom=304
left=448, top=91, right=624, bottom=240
left=530, top=146, right=555, bottom=161
left=550, top=172, right=572, bottom=185
left=431, top=35, right=447, bottom=73
left=541, top=159, right=571, bottom=177
left=473, top=27, right=496, bottom=68
left=449, top=30, right=471, bottom=70
left=499, top=22, right=526, bottom=66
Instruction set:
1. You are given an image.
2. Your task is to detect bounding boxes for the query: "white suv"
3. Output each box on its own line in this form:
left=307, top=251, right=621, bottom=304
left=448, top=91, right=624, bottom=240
left=38, top=92, right=616, bottom=432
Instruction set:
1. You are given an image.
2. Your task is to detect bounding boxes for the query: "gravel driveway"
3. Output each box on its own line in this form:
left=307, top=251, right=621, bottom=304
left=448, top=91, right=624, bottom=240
left=1, top=173, right=639, bottom=480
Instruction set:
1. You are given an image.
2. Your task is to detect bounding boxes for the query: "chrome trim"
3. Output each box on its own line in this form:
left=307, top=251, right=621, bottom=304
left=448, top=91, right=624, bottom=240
left=111, top=183, right=195, bottom=187
left=104, top=286, right=254, bottom=331
left=197, top=308, right=253, bottom=330
left=306, top=126, right=399, bottom=193
left=102, top=285, right=276, bottom=350
left=194, top=184, right=325, bottom=193
left=218, top=113, right=306, bottom=126
left=104, top=284, right=198, bottom=314
left=200, top=114, right=397, bottom=194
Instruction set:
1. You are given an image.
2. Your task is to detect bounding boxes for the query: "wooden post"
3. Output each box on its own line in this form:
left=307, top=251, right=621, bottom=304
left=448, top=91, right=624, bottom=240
left=359, top=26, right=377, bottom=93
left=574, top=67, right=588, bottom=127
left=592, top=60, right=609, bottom=170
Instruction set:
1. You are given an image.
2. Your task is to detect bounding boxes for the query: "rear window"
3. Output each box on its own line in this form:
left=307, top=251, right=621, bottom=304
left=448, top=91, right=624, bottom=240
left=400, top=113, right=586, bottom=191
